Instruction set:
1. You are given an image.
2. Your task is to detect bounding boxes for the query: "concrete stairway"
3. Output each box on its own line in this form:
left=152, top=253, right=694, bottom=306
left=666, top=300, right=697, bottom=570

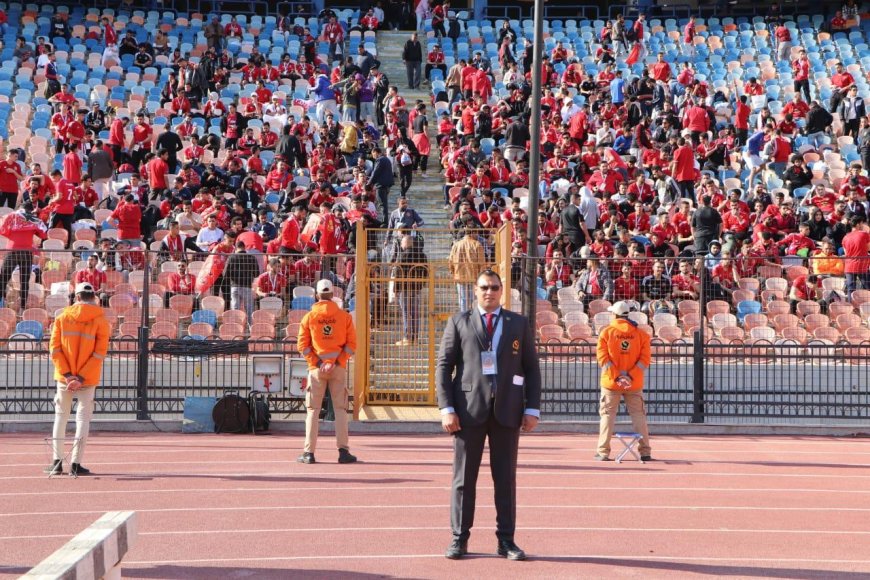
left=360, top=31, right=460, bottom=403
left=375, top=30, right=450, bottom=229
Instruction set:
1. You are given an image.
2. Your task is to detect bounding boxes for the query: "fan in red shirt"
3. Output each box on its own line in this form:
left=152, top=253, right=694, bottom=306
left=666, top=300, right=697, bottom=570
left=778, top=223, right=817, bottom=256
left=294, top=250, right=321, bottom=285
left=649, top=53, right=671, bottom=82
left=255, top=258, right=289, bottom=301
left=63, top=143, right=83, bottom=183
left=670, top=260, right=700, bottom=300
left=670, top=137, right=698, bottom=201
left=72, top=254, right=107, bottom=296
left=147, top=149, right=171, bottom=192
left=625, top=202, right=651, bottom=234
left=111, top=194, right=143, bottom=241
left=842, top=216, right=870, bottom=295
left=167, top=262, right=197, bottom=296
left=586, top=162, right=623, bottom=196
left=782, top=94, right=809, bottom=119
left=743, top=78, right=764, bottom=96
left=74, top=176, right=99, bottom=209
left=613, top=263, right=640, bottom=301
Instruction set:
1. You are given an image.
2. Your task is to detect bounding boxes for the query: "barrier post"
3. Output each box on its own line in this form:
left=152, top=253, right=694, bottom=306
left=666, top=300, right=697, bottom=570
left=22, top=511, right=138, bottom=580
left=136, top=252, right=151, bottom=420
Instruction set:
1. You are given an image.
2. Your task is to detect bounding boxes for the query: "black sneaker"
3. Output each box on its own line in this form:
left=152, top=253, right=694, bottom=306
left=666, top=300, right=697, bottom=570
left=338, top=448, right=358, bottom=464
left=297, top=452, right=316, bottom=464
left=44, top=460, right=62, bottom=475
left=70, top=463, right=91, bottom=476
left=641, top=455, right=653, bottom=462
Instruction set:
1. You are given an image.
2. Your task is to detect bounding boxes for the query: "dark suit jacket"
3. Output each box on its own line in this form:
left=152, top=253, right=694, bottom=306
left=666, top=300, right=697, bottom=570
left=436, top=308, right=541, bottom=429
left=368, top=156, right=394, bottom=188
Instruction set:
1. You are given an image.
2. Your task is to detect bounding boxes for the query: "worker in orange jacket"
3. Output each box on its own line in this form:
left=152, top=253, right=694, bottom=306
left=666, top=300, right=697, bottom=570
left=47, top=282, right=111, bottom=476
left=297, top=279, right=358, bottom=464
left=595, top=301, right=652, bottom=461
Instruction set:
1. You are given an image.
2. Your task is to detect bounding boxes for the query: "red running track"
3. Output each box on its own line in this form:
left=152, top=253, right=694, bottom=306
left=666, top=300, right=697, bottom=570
left=2, top=432, right=870, bottom=579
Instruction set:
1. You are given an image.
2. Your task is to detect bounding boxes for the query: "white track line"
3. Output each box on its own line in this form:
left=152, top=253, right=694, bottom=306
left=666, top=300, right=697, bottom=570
left=2, top=484, right=870, bottom=496
left=5, top=526, right=870, bottom=542
left=121, top=554, right=870, bottom=566
left=5, top=470, right=870, bottom=497
left=6, top=503, right=870, bottom=518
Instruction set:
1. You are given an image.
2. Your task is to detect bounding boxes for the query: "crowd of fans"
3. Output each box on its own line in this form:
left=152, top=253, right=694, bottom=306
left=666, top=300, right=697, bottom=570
left=431, top=2, right=870, bottom=334
left=0, top=2, right=869, bottom=343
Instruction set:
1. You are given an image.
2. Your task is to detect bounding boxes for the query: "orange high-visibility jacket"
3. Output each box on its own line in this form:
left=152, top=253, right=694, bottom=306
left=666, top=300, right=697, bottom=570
left=50, top=303, right=111, bottom=387
left=298, top=299, right=357, bottom=370
left=596, top=317, right=651, bottom=392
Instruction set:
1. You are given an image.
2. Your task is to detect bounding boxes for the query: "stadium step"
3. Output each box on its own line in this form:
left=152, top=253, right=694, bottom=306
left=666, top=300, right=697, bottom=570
left=375, top=30, right=450, bottom=228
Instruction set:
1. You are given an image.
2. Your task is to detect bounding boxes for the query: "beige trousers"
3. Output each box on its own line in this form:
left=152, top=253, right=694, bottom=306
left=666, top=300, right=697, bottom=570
left=304, top=367, right=350, bottom=453
left=52, top=383, right=96, bottom=463
left=597, top=389, right=651, bottom=457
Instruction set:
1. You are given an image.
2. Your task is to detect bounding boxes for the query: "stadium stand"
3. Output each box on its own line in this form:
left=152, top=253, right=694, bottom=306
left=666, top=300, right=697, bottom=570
left=0, top=0, right=867, bottom=359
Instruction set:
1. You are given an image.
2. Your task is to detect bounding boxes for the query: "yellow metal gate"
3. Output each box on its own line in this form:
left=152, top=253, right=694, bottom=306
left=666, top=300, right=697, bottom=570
left=352, top=224, right=512, bottom=413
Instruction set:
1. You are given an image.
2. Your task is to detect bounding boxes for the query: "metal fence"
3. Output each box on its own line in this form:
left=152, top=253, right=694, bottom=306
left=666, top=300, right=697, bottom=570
left=0, top=336, right=320, bottom=420
left=2, top=246, right=869, bottom=423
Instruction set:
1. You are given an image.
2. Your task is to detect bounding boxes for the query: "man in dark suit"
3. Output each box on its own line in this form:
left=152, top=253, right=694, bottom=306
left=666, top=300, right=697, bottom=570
left=436, top=269, right=541, bottom=561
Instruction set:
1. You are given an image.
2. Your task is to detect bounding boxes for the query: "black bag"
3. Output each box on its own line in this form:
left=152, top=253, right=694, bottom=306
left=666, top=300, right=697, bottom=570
left=249, top=392, right=271, bottom=433
left=213, top=391, right=251, bottom=433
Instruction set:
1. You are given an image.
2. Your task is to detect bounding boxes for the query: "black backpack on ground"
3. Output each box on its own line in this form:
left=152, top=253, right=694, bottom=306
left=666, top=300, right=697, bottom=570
left=213, top=391, right=251, bottom=433
left=249, top=392, right=271, bottom=434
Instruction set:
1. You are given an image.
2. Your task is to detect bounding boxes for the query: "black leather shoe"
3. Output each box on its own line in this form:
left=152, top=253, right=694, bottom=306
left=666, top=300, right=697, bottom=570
left=70, top=463, right=91, bottom=476
left=497, top=539, right=526, bottom=560
left=338, top=448, right=358, bottom=464
left=44, top=460, right=62, bottom=475
left=641, top=455, right=653, bottom=462
left=594, top=454, right=612, bottom=461
left=445, top=538, right=468, bottom=559
left=297, top=452, right=316, bottom=464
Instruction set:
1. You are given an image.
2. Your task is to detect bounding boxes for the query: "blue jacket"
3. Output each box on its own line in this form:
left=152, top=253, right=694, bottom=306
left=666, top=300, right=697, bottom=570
left=312, top=75, right=336, bottom=103
left=746, top=131, right=765, bottom=156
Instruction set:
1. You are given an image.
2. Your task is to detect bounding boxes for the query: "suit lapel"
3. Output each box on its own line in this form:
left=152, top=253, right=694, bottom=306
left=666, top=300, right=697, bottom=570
left=469, top=309, right=489, bottom=351
left=497, top=311, right=512, bottom=359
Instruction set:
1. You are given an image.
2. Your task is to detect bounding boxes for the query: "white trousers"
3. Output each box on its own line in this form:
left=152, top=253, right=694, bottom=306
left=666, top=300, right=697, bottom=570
left=52, top=383, right=96, bottom=463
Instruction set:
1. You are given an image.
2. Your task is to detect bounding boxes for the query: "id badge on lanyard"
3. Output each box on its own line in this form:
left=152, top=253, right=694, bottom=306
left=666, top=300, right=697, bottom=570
left=481, top=351, right=496, bottom=375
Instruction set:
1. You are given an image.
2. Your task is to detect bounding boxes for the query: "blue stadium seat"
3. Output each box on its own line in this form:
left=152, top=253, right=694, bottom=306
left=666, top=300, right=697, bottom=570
left=15, top=321, right=44, bottom=340
left=192, top=309, right=218, bottom=327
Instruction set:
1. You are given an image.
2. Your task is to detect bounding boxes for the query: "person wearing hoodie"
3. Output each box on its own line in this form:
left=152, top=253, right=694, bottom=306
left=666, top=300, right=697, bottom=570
left=46, top=282, right=111, bottom=477
left=595, top=301, right=652, bottom=462
left=296, top=279, right=358, bottom=465
left=311, top=73, right=338, bottom=124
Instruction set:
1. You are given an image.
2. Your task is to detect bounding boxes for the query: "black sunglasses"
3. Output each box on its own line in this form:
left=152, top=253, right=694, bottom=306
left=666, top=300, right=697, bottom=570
left=478, top=285, right=501, bottom=291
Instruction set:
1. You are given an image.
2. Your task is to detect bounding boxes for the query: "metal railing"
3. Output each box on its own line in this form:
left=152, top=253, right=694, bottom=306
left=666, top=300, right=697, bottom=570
left=536, top=338, right=870, bottom=423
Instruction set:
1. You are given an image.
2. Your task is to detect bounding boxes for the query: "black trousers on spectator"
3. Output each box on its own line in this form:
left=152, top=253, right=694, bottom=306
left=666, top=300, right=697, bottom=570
left=0, top=191, right=17, bottom=209
left=376, top=184, right=391, bottom=226
left=678, top=180, right=696, bottom=203
left=424, top=63, right=447, bottom=81
left=399, top=164, right=413, bottom=196
left=50, top=212, right=74, bottom=247
left=0, top=250, right=33, bottom=310
left=844, top=119, right=860, bottom=138
left=794, top=79, right=810, bottom=102
left=131, top=147, right=149, bottom=168
left=433, top=21, right=446, bottom=38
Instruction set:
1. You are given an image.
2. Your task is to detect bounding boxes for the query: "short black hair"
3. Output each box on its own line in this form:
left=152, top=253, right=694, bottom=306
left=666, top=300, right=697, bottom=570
left=477, top=269, right=502, bottom=285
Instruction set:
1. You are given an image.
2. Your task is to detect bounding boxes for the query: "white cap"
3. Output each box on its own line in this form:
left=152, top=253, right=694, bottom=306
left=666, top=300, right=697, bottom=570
left=74, top=282, right=95, bottom=294
left=316, top=279, right=333, bottom=294
left=608, top=301, right=632, bottom=316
